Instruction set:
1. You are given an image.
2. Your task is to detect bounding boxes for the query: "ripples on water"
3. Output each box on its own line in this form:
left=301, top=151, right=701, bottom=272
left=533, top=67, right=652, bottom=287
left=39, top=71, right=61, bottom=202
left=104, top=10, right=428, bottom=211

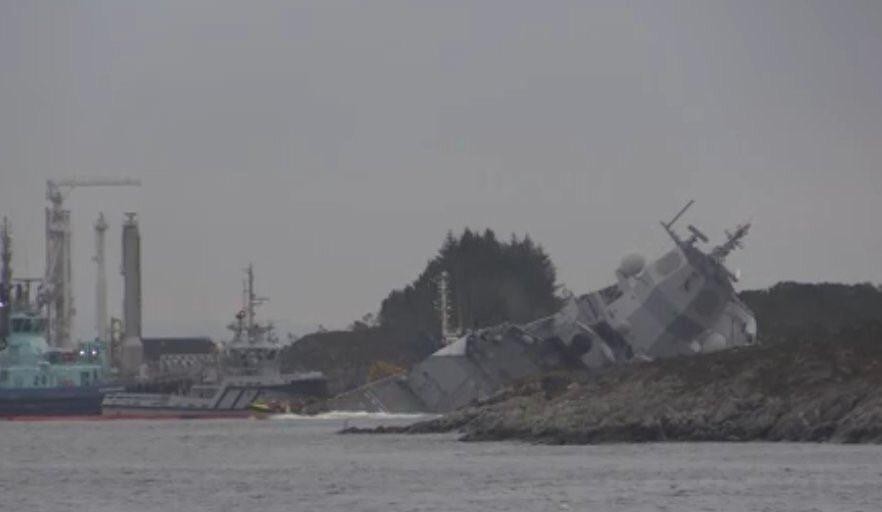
left=1, top=414, right=879, bottom=512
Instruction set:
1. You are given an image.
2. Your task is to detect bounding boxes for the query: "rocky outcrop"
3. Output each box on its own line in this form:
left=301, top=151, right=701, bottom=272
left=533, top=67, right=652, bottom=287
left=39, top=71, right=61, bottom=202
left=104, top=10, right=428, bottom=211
left=347, top=334, right=882, bottom=444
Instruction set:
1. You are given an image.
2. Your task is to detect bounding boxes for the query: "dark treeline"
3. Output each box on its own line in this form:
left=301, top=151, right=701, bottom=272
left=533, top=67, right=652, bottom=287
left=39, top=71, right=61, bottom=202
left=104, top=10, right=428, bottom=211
left=739, top=282, right=882, bottom=345
left=378, top=228, right=562, bottom=345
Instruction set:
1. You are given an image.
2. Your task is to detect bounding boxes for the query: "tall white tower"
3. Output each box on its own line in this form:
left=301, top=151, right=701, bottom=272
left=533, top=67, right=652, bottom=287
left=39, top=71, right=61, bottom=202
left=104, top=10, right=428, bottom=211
left=93, top=213, right=108, bottom=342
left=44, top=201, right=73, bottom=346
left=436, top=271, right=458, bottom=346
left=42, top=177, right=141, bottom=347
left=120, top=212, right=143, bottom=377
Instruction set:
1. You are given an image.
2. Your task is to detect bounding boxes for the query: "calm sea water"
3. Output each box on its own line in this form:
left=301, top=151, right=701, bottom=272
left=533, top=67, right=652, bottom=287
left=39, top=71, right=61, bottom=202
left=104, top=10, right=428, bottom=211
left=1, top=414, right=879, bottom=512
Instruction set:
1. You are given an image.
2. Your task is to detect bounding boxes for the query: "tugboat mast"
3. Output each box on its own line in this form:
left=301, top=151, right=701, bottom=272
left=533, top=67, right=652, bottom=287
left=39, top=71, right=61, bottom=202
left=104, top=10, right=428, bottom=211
left=242, top=264, right=268, bottom=344
left=1, top=218, right=11, bottom=349
left=246, top=264, right=255, bottom=338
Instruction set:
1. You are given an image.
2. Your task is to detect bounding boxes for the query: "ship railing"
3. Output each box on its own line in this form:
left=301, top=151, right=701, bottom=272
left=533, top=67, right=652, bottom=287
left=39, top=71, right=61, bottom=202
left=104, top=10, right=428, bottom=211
left=102, top=392, right=171, bottom=407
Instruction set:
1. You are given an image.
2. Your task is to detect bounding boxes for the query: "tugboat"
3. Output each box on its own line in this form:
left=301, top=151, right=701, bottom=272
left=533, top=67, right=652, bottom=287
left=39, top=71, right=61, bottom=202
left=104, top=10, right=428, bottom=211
left=101, top=265, right=327, bottom=418
left=0, top=219, right=114, bottom=418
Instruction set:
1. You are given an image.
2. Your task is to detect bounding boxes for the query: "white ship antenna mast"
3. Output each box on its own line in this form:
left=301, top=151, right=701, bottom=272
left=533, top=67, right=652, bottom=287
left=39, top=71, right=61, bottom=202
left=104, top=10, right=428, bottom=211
left=436, top=270, right=457, bottom=345
left=244, top=264, right=269, bottom=343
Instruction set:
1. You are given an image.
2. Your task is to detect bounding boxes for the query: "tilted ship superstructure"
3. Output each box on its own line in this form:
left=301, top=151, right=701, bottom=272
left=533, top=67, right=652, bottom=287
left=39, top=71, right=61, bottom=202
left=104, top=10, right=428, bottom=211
left=328, top=202, right=757, bottom=413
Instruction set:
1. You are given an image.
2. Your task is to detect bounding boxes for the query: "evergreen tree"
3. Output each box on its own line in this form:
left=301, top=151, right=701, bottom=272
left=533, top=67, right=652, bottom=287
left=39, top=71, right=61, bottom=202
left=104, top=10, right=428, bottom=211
left=378, top=229, right=562, bottom=346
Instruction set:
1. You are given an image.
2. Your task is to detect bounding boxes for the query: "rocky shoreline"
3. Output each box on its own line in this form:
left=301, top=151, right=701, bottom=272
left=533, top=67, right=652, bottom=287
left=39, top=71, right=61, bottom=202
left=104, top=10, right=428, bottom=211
left=342, top=334, right=882, bottom=444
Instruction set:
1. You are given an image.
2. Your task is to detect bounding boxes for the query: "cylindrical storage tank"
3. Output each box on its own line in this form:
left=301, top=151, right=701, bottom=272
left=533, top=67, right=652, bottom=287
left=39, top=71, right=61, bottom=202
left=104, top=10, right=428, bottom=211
left=121, top=213, right=141, bottom=339
left=121, top=212, right=143, bottom=377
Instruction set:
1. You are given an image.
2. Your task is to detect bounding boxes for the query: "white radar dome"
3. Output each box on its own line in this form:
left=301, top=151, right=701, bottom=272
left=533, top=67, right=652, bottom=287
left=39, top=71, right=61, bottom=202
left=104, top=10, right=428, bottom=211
left=617, top=253, right=646, bottom=278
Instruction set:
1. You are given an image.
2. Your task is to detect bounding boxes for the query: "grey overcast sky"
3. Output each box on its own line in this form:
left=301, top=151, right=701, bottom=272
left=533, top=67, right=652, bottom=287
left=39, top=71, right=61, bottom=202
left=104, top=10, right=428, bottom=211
left=1, top=1, right=881, bottom=340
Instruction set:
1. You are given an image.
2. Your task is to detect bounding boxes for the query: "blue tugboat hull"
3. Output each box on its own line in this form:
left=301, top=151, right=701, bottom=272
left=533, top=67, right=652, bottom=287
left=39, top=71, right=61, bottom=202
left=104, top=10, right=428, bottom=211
left=0, top=386, right=109, bottom=417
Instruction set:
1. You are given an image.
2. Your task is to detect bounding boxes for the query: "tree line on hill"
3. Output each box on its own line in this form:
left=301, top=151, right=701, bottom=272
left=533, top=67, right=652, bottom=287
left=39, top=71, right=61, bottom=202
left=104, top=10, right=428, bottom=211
left=378, top=228, right=562, bottom=344
left=738, top=281, right=882, bottom=345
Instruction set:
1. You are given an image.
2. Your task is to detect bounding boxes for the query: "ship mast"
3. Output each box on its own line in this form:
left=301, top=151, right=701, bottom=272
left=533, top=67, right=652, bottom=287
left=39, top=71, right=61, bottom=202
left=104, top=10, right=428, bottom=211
left=247, top=264, right=255, bottom=338
left=436, top=270, right=458, bottom=346
left=243, top=264, right=268, bottom=344
left=1, top=218, right=11, bottom=349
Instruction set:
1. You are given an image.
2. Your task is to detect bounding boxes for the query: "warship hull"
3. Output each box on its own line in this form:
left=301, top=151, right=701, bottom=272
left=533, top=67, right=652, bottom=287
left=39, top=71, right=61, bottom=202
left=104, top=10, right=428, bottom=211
left=326, top=322, right=583, bottom=413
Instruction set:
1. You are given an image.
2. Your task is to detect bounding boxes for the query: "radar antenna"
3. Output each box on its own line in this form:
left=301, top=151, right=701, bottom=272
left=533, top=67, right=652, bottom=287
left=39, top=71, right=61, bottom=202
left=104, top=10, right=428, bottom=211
left=711, top=223, right=751, bottom=262
left=687, top=225, right=709, bottom=244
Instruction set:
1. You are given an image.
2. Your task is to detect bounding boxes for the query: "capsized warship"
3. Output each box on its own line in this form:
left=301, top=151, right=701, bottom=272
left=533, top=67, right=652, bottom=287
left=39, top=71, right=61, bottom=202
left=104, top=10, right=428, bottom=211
left=328, top=202, right=757, bottom=413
